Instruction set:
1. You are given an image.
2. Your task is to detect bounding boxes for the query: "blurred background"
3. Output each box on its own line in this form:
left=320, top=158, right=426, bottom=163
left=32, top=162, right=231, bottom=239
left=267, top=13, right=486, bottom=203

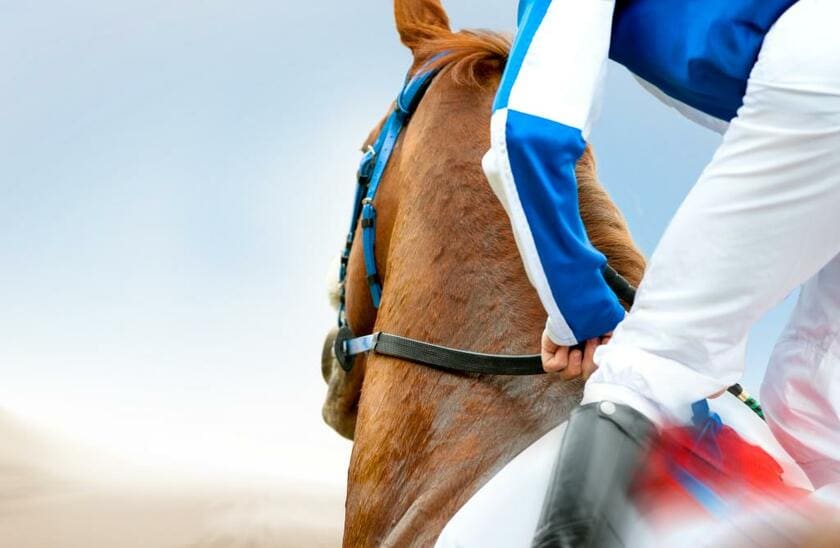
left=0, top=1, right=796, bottom=545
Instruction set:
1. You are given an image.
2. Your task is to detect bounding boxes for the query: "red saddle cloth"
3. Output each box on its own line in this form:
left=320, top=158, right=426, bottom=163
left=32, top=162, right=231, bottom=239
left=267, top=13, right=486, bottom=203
left=632, top=422, right=810, bottom=526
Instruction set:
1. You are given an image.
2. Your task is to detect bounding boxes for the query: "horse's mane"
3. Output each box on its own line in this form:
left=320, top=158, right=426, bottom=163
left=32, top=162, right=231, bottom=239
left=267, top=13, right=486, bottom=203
left=414, top=30, right=511, bottom=87
left=396, top=0, right=646, bottom=288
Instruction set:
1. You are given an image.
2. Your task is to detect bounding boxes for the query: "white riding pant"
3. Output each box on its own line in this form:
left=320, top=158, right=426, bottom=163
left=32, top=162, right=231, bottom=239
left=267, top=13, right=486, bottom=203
left=586, top=0, right=840, bottom=489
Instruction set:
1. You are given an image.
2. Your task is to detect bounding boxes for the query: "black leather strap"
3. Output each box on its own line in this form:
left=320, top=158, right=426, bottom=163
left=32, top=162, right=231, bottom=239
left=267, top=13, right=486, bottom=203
left=335, top=267, right=638, bottom=376
left=356, top=267, right=637, bottom=376
left=373, top=332, right=544, bottom=376
left=603, top=264, right=636, bottom=305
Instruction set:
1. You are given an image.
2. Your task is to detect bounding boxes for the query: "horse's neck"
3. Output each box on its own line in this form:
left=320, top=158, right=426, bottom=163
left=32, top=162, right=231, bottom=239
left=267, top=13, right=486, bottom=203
left=344, top=81, right=581, bottom=545
left=345, top=357, right=578, bottom=546
left=344, top=311, right=579, bottom=546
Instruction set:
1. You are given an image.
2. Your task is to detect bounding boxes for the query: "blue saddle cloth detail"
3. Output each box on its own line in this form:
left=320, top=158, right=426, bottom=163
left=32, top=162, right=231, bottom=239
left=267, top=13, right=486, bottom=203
left=666, top=400, right=728, bottom=515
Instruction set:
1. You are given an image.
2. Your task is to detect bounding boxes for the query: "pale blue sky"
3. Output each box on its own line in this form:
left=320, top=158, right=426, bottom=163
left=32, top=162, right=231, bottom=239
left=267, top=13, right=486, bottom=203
left=0, top=1, right=795, bottom=486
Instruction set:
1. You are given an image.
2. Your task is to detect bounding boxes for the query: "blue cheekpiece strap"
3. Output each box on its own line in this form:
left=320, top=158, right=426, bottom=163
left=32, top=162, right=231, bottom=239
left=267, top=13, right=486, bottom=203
left=361, top=201, right=382, bottom=307
left=337, top=59, right=443, bottom=321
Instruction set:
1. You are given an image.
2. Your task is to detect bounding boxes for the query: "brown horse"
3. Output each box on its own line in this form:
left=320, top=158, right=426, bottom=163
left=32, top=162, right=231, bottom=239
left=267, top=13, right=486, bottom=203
left=321, top=0, right=645, bottom=545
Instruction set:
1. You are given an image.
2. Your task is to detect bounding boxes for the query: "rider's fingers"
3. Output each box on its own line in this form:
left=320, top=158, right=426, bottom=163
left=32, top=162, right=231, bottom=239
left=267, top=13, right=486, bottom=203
left=582, top=338, right=599, bottom=380
left=541, top=330, right=560, bottom=354
left=543, top=346, right=569, bottom=373
left=560, top=348, right=583, bottom=380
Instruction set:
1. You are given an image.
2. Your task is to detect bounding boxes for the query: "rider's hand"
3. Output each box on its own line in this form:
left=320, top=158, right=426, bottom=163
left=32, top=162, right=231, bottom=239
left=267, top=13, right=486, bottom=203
left=541, top=329, right=612, bottom=381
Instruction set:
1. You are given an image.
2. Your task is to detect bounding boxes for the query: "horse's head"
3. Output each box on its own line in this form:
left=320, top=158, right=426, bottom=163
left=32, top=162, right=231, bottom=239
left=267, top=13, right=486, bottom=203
left=320, top=0, right=509, bottom=440
left=321, top=0, right=644, bottom=445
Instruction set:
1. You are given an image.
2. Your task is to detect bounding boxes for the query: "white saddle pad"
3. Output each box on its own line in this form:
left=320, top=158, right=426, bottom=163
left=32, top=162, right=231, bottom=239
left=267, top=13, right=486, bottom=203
left=436, top=395, right=818, bottom=547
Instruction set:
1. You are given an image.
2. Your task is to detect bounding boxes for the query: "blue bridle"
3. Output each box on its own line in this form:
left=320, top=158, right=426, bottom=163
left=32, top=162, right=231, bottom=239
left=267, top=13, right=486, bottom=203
left=337, top=62, right=442, bottom=328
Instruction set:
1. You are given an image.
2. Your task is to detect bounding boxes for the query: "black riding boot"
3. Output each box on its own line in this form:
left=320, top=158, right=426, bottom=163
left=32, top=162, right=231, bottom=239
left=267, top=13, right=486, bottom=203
left=532, top=401, right=655, bottom=548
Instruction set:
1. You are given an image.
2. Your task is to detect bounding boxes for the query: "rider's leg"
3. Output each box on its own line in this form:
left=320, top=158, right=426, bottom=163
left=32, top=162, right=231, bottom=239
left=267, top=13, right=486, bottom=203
left=535, top=2, right=840, bottom=544
left=762, top=254, right=840, bottom=489
left=587, top=0, right=840, bottom=424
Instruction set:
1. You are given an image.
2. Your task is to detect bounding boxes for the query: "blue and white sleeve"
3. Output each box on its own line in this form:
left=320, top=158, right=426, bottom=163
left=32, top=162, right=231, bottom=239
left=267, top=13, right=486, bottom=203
left=482, top=0, right=624, bottom=346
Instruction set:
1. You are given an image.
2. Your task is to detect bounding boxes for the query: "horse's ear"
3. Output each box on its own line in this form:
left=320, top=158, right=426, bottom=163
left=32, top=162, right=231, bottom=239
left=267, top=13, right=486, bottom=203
left=394, top=0, right=451, bottom=59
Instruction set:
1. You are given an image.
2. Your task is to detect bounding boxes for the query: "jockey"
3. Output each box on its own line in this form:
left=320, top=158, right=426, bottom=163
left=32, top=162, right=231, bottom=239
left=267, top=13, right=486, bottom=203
left=481, top=0, right=840, bottom=544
